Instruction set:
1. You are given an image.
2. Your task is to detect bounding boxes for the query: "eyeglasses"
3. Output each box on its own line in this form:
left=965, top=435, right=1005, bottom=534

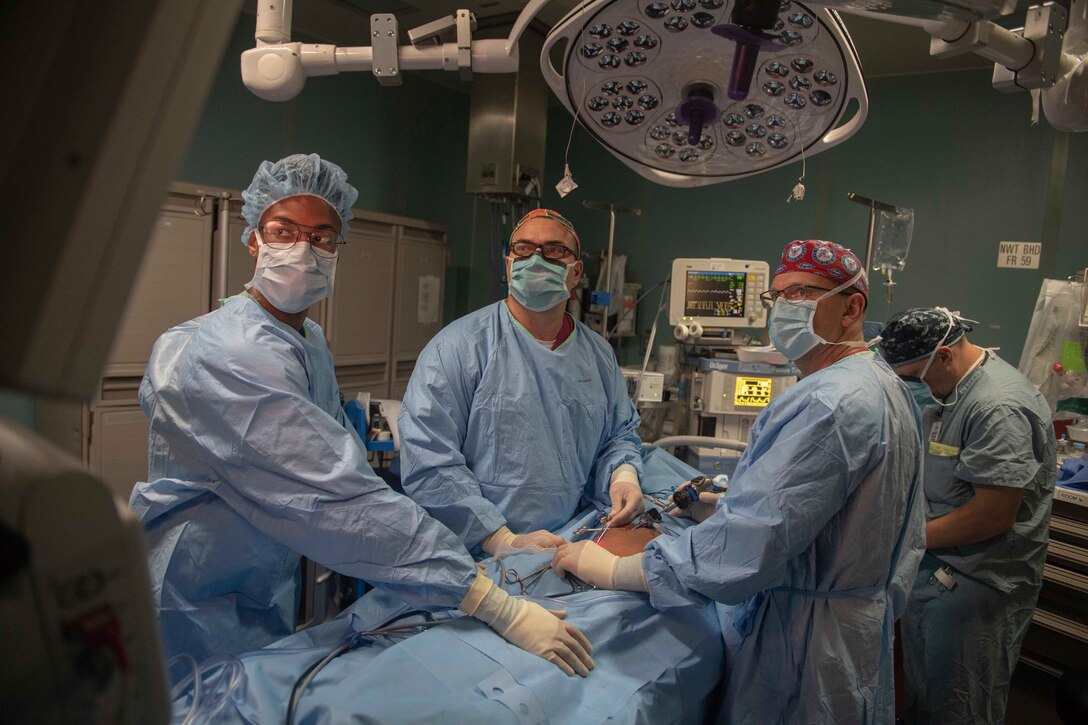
left=261, top=220, right=345, bottom=259
left=509, top=241, right=578, bottom=261
left=758, top=283, right=848, bottom=310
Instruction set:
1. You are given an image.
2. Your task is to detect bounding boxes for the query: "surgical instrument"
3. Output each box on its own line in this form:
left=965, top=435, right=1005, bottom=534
left=663, top=476, right=722, bottom=513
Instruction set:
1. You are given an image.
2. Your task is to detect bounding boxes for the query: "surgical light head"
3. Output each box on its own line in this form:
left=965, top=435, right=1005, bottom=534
left=240, top=153, right=359, bottom=245
left=541, top=0, right=867, bottom=187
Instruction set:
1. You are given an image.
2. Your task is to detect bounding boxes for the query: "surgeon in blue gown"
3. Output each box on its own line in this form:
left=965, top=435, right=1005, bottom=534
left=397, top=208, right=646, bottom=557
left=130, top=155, right=594, bottom=677
left=554, top=240, right=926, bottom=724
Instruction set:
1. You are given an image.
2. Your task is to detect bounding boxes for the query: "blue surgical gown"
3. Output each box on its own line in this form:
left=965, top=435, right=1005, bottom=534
left=903, top=353, right=1056, bottom=724
left=644, top=353, right=926, bottom=724
left=130, top=295, right=476, bottom=662
left=397, top=301, right=643, bottom=550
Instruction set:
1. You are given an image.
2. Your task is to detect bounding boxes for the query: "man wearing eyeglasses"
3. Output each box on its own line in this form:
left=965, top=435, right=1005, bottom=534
left=129, top=157, right=596, bottom=678
left=552, top=239, right=925, bottom=724
left=396, top=208, right=645, bottom=560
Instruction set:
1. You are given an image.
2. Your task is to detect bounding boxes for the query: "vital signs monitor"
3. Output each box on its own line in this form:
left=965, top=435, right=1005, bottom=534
left=669, top=258, right=770, bottom=341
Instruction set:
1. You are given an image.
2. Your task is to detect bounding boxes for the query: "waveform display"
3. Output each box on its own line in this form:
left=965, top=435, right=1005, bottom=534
left=684, top=270, right=746, bottom=318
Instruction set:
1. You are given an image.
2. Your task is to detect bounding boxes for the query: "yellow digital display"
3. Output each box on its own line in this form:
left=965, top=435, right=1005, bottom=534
left=734, top=377, right=772, bottom=408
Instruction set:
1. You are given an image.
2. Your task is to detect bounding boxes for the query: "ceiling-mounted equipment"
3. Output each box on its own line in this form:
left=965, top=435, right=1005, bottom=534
left=240, top=0, right=1087, bottom=182
left=540, top=0, right=868, bottom=188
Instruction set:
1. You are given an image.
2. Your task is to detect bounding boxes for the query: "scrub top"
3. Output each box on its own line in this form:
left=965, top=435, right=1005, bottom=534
left=921, top=351, right=1056, bottom=593
left=397, top=301, right=644, bottom=550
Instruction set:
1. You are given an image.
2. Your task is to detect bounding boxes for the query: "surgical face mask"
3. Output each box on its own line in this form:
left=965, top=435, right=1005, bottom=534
left=767, top=272, right=865, bottom=361
left=902, top=377, right=935, bottom=407
left=249, top=233, right=337, bottom=313
left=508, top=254, right=576, bottom=312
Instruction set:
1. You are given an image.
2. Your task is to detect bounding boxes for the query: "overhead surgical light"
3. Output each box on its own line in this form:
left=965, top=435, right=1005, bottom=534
left=540, top=0, right=868, bottom=187
left=240, top=0, right=1088, bottom=189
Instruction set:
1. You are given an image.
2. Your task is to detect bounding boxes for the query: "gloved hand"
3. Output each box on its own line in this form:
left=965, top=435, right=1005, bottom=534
left=552, top=541, right=648, bottom=592
left=460, top=571, right=594, bottom=677
left=604, top=465, right=645, bottom=526
left=482, top=526, right=566, bottom=555
left=667, top=489, right=722, bottom=523
left=512, top=529, right=568, bottom=549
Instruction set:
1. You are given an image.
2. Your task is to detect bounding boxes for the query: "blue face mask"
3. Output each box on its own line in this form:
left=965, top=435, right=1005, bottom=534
left=508, top=255, right=575, bottom=312
left=903, top=378, right=935, bottom=407
left=766, top=272, right=865, bottom=361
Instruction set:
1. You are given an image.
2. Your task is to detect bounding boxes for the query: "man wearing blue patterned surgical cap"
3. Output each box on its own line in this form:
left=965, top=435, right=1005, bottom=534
left=129, top=156, right=595, bottom=677
left=879, top=307, right=1056, bottom=724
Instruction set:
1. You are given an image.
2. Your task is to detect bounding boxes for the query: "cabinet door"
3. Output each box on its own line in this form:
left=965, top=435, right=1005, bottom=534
left=393, top=229, right=447, bottom=360
left=212, top=198, right=255, bottom=301
left=104, top=200, right=213, bottom=376
left=327, top=220, right=396, bottom=364
left=88, top=407, right=151, bottom=501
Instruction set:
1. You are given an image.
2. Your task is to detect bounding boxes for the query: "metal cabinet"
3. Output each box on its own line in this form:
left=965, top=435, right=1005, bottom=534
left=1022, top=492, right=1088, bottom=675
left=104, top=196, right=213, bottom=376
left=391, top=227, right=448, bottom=398
left=36, top=183, right=448, bottom=498
left=327, top=219, right=398, bottom=399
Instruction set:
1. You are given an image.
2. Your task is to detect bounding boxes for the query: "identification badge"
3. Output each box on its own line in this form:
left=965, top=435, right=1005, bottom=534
left=933, top=566, right=958, bottom=592
left=928, top=441, right=959, bottom=457
left=928, top=419, right=943, bottom=442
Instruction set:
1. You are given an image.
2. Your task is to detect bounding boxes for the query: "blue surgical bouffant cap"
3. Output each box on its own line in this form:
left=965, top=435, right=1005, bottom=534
left=878, top=307, right=974, bottom=366
left=240, top=153, right=359, bottom=245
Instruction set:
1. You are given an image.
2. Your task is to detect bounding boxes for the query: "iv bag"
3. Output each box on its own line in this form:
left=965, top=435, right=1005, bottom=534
left=871, top=207, right=914, bottom=273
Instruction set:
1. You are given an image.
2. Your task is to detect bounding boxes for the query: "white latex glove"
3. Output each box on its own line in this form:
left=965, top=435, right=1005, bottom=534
left=604, top=465, right=645, bottom=526
left=512, top=529, right=568, bottom=549
left=552, top=541, right=648, bottom=592
left=666, top=489, right=723, bottom=523
left=552, top=540, right=618, bottom=588
left=460, top=571, right=594, bottom=677
left=482, top=525, right=566, bottom=555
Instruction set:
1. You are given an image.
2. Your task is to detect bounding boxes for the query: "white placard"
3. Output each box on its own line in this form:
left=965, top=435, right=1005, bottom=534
left=996, top=241, right=1041, bottom=269
left=417, top=275, right=440, bottom=324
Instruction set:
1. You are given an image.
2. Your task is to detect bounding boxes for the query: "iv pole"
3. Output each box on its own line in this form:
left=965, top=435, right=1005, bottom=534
left=583, top=201, right=642, bottom=338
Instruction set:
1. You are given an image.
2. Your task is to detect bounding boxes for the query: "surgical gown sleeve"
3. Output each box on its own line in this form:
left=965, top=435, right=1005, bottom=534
left=147, top=326, right=476, bottom=609
left=398, top=335, right=508, bottom=551
left=588, top=358, right=644, bottom=504
left=644, top=388, right=883, bottom=609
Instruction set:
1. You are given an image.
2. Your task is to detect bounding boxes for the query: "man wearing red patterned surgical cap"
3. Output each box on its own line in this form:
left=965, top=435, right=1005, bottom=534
left=553, top=238, right=926, bottom=724
left=765, top=239, right=870, bottom=373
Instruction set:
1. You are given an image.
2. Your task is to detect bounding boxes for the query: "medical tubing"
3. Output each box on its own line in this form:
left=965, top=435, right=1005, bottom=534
left=286, top=614, right=449, bottom=724
left=167, top=654, right=201, bottom=725
left=183, top=656, right=245, bottom=725
left=631, top=276, right=672, bottom=399
left=167, top=654, right=246, bottom=725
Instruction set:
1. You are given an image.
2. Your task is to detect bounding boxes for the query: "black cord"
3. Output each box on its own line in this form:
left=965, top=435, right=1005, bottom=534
left=284, top=609, right=438, bottom=724
left=286, top=641, right=353, bottom=725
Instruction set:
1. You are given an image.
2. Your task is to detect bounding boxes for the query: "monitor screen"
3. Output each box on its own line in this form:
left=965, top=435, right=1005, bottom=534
left=684, top=270, right=747, bottom=319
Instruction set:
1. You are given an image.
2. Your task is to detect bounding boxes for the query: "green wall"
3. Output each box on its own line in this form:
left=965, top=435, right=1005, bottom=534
left=178, top=13, right=1086, bottom=366
left=539, top=70, right=1086, bottom=365
left=176, top=15, right=485, bottom=320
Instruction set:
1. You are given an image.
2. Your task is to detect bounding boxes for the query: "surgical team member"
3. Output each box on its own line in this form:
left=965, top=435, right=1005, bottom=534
left=554, top=240, right=926, bottom=724
left=397, top=208, right=645, bottom=557
left=878, top=307, right=1057, bottom=724
left=130, top=155, right=594, bottom=677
